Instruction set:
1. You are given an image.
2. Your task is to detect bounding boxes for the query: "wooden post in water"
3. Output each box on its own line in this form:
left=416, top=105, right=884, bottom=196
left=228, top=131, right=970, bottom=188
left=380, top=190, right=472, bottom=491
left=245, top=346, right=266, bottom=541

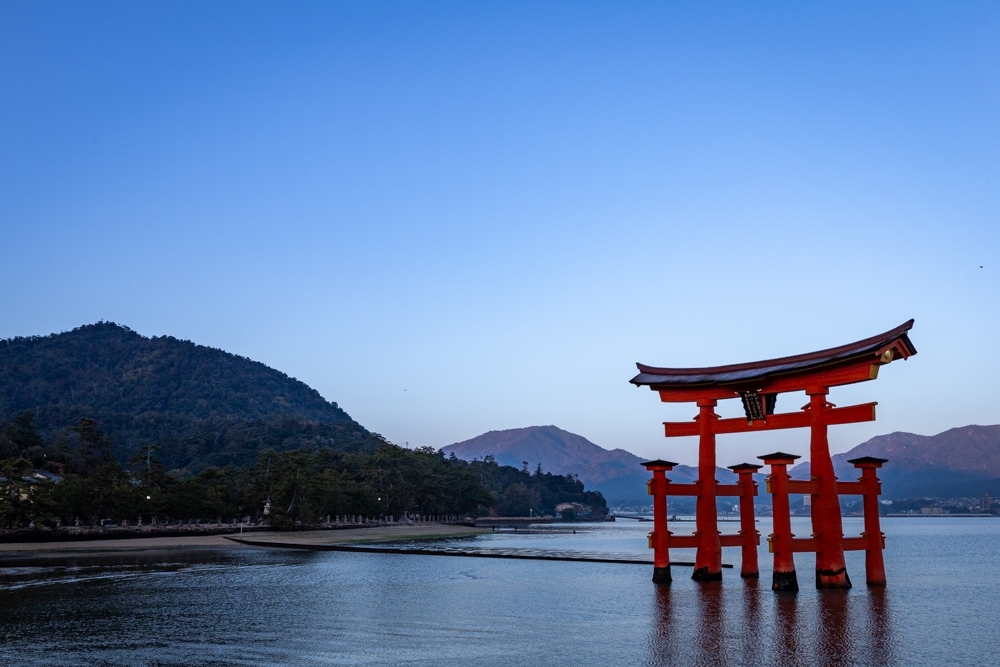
left=849, top=456, right=888, bottom=586
left=728, top=463, right=762, bottom=578
left=643, top=459, right=677, bottom=585
left=760, top=452, right=800, bottom=592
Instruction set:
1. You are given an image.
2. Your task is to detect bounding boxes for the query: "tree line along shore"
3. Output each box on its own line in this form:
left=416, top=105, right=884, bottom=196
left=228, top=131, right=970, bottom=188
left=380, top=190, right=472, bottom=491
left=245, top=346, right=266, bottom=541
left=0, top=411, right=607, bottom=539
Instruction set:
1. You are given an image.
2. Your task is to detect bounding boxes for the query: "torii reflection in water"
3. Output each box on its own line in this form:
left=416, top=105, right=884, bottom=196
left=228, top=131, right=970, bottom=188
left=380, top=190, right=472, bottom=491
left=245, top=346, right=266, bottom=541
left=645, top=583, right=895, bottom=667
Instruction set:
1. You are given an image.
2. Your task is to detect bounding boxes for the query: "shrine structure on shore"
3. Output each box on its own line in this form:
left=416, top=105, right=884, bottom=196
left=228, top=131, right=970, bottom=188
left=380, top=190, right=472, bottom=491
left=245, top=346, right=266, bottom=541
left=631, top=320, right=916, bottom=590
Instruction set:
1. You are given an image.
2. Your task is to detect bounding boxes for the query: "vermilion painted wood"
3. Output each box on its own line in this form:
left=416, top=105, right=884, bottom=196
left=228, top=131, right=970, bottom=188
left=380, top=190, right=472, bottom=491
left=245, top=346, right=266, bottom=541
left=842, top=537, right=871, bottom=551
left=835, top=481, right=868, bottom=495
left=636, top=322, right=914, bottom=589
left=643, top=461, right=674, bottom=585
left=650, top=472, right=669, bottom=571
left=662, top=402, right=877, bottom=438
left=791, top=538, right=819, bottom=552
left=662, top=533, right=761, bottom=550
left=655, top=387, right=740, bottom=403
left=719, top=534, right=746, bottom=548
left=662, top=482, right=757, bottom=497
left=692, top=400, right=723, bottom=581
left=808, top=390, right=852, bottom=589
left=853, top=459, right=888, bottom=586
left=651, top=397, right=884, bottom=591
left=786, top=480, right=868, bottom=495
left=661, top=535, right=755, bottom=549
left=757, top=360, right=878, bottom=394
left=761, top=455, right=798, bottom=591
left=668, top=535, right=698, bottom=548
left=786, top=480, right=819, bottom=494
left=653, top=359, right=880, bottom=403
left=789, top=537, right=866, bottom=552
left=731, top=464, right=762, bottom=578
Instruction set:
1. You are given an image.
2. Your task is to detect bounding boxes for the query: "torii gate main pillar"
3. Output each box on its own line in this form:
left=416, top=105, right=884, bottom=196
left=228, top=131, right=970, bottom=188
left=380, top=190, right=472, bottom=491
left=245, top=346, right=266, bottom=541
left=808, top=389, right=851, bottom=588
left=693, top=399, right=722, bottom=581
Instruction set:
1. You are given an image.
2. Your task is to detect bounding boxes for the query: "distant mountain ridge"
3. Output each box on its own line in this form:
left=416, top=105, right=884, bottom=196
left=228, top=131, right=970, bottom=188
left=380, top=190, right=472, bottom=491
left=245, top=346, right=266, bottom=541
left=0, top=323, right=374, bottom=471
left=443, top=425, right=635, bottom=476
left=792, top=425, right=1000, bottom=497
left=447, top=424, right=1000, bottom=504
left=442, top=425, right=734, bottom=506
left=837, top=426, right=1000, bottom=474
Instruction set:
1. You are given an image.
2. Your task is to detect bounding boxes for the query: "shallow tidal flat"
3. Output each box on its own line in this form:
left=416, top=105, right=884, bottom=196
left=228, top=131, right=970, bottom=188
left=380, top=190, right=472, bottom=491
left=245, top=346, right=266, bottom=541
left=0, top=525, right=487, bottom=561
left=2, top=518, right=999, bottom=666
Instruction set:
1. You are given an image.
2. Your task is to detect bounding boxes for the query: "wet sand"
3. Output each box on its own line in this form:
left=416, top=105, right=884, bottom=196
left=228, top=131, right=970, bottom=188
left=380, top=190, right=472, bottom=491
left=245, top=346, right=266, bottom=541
left=0, top=525, right=487, bottom=562
left=224, top=524, right=487, bottom=547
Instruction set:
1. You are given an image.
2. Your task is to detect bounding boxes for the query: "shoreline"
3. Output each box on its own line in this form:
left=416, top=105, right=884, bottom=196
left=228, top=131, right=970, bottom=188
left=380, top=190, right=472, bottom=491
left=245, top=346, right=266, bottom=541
left=0, top=525, right=488, bottom=562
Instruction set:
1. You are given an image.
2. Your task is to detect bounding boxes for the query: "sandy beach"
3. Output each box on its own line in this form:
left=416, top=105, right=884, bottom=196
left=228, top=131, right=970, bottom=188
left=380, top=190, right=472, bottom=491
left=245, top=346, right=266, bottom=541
left=224, top=524, right=487, bottom=547
left=0, top=525, right=487, bottom=562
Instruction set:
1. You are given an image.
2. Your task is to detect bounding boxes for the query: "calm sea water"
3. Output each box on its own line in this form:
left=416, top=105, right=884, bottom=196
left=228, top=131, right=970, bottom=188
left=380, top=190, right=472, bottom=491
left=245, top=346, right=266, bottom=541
left=2, top=517, right=998, bottom=666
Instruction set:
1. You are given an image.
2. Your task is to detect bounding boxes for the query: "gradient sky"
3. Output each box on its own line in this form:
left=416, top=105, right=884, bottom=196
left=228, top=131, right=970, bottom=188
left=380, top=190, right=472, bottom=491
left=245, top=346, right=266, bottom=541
left=2, top=2, right=999, bottom=465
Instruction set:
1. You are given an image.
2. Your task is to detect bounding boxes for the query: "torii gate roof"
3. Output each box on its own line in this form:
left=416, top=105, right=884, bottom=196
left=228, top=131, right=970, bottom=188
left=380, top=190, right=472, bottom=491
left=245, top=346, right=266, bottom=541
left=631, top=320, right=916, bottom=392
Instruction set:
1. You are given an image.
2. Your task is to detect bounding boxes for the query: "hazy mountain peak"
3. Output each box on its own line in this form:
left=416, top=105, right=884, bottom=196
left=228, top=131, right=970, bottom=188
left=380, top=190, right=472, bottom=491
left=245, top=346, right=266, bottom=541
left=442, top=425, right=733, bottom=506
left=444, top=425, right=626, bottom=470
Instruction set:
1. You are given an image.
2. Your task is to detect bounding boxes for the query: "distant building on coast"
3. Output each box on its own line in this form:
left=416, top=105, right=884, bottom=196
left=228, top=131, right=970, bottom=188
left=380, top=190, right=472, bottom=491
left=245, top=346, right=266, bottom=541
left=555, top=502, right=592, bottom=518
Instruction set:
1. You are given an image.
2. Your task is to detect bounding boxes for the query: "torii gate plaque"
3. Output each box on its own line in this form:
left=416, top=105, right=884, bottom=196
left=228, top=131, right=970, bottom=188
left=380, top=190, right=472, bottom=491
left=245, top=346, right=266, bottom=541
left=631, top=320, right=916, bottom=590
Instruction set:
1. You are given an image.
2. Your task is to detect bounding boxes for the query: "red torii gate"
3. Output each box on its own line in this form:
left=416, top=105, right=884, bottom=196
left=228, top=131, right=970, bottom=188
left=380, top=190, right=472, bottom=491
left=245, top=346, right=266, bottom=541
left=631, top=321, right=916, bottom=590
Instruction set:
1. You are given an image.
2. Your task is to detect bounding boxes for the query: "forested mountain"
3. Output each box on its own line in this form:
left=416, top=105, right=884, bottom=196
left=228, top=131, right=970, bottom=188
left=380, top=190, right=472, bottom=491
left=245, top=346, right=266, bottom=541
left=0, top=411, right=605, bottom=530
left=0, top=323, right=372, bottom=471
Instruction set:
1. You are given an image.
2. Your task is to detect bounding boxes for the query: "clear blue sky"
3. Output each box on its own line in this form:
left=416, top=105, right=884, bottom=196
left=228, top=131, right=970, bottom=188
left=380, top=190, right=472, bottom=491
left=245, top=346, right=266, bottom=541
left=2, top=2, right=998, bottom=465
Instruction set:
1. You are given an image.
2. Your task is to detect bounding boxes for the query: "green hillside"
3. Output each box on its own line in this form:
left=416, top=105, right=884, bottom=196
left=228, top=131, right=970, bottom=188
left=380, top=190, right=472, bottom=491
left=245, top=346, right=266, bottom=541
left=0, top=323, right=373, bottom=471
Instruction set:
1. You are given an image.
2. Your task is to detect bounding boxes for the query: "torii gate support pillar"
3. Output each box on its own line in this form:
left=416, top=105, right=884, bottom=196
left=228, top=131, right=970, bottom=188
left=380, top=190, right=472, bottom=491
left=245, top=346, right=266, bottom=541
left=850, top=456, right=888, bottom=586
left=761, top=452, right=799, bottom=592
left=643, top=459, right=677, bottom=585
left=729, top=463, right=762, bottom=578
